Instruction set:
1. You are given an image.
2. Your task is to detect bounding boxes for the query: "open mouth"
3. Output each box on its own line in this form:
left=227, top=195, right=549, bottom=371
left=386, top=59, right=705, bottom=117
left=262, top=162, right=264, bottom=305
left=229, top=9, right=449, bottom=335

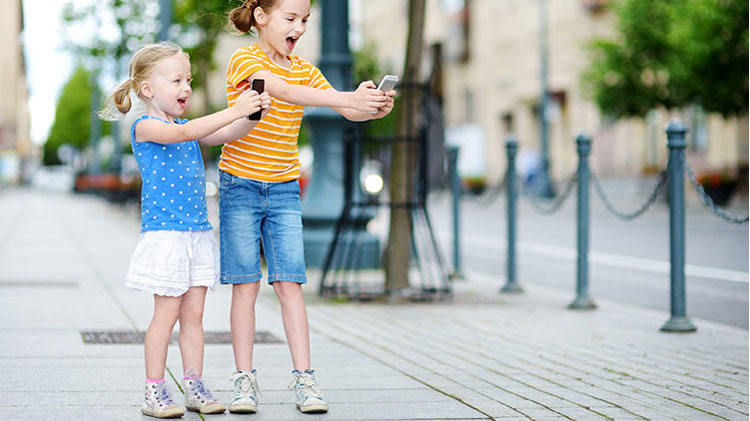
left=286, top=37, right=298, bottom=51
left=177, top=98, right=188, bottom=108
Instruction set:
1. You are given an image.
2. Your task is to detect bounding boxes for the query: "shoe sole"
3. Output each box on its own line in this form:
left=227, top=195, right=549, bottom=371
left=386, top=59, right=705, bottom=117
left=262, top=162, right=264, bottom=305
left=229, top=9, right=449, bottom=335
left=187, top=403, right=226, bottom=414
left=229, top=405, right=257, bottom=413
left=142, top=408, right=185, bottom=418
left=297, top=403, right=329, bottom=413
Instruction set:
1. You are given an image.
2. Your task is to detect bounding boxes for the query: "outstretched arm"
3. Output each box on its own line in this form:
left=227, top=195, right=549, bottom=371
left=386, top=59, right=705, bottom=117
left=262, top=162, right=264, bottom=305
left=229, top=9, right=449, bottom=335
left=134, top=90, right=264, bottom=145
left=248, top=70, right=388, bottom=113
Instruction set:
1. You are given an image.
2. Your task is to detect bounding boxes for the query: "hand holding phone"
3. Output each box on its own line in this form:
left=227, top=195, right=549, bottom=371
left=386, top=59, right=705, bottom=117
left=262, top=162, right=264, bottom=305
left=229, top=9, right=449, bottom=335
left=248, top=79, right=265, bottom=120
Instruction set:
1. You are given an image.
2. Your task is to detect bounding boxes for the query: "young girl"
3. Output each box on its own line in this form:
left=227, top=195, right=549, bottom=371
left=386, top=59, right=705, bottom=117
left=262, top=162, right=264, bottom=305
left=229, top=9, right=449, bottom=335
left=103, top=41, right=270, bottom=418
left=220, top=0, right=395, bottom=414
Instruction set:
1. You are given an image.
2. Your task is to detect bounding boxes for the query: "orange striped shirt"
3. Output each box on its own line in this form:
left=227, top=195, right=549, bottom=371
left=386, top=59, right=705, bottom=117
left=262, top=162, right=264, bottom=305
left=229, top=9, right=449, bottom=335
left=220, top=44, right=332, bottom=182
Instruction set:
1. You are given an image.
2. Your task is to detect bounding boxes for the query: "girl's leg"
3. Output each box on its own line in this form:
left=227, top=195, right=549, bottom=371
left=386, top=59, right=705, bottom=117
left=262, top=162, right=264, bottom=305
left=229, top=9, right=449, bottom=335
left=231, top=282, right=261, bottom=371
left=145, top=294, right=183, bottom=379
left=272, top=281, right=310, bottom=370
left=177, top=286, right=208, bottom=377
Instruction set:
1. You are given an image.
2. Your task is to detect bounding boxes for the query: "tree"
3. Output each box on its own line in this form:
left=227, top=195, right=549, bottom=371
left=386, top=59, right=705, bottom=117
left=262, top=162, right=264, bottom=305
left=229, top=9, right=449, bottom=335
left=384, top=0, right=427, bottom=295
left=583, top=0, right=748, bottom=118
left=44, top=67, right=95, bottom=165
left=173, top=0, right=228, bottom=114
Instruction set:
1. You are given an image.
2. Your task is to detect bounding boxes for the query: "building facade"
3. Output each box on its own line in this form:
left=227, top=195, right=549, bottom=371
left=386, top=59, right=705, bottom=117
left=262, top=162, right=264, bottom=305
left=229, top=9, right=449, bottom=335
left=0, top=0, right=31, bottom=183
left=355, top=0, right=748, bottom=184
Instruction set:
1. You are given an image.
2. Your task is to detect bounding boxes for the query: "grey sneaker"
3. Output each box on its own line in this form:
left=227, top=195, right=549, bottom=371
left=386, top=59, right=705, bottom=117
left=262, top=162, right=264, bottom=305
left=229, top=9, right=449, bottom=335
left=288, top=370, right=329, bottom=413
left=183, top=377, right=226, bottom=414
left=141, top=381, right=185, bottom=418
left=229, top=369, right=260, bottom=413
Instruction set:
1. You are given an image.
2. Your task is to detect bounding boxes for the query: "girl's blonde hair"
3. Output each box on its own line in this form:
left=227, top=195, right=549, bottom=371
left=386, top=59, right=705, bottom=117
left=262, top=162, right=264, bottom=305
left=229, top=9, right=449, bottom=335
left=99, top=41, right=186, bottom=120
left=228, top=0, right=282, bottom=34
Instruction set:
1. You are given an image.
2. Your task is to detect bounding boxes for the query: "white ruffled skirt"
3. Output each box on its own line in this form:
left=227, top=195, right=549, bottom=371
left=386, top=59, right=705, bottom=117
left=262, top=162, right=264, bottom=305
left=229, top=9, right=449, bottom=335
left=126, top=230, right=219, bottom=297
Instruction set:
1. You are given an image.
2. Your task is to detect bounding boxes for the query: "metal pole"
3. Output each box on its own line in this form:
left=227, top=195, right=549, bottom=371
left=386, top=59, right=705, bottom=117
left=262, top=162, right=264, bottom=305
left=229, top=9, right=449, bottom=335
left=89, top=70, right=100, bottom=175
left=501, top=136, right=522, bottom=293
left=661, top=122, right=697, bottom=332
left=447, top=146, right=464, bottom=280
left=158, top=0, right=172, bottom=41
left=536, top=0, right=554, bottom=198
left=569, top=134, right=596, bottom=309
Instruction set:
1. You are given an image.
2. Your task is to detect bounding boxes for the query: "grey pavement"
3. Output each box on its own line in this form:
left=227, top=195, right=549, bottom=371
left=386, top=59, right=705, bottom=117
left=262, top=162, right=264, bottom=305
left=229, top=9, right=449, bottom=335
left=0, top=187, right=748, bottom=420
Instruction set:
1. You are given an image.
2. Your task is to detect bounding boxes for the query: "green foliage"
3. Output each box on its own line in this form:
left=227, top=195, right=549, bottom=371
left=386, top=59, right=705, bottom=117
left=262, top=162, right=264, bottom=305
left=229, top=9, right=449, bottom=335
left=583, top=0, right=748, bottom=118
left=173, top=0, right=231, bottom=93
left=44, top=67, right=94, bottom=165
left=62, top=0, right=160, bottom=70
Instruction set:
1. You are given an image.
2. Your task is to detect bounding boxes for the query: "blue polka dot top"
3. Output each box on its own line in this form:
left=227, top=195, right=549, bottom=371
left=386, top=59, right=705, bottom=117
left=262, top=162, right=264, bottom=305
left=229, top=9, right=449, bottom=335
left=130, top=115, right=213, bottom=233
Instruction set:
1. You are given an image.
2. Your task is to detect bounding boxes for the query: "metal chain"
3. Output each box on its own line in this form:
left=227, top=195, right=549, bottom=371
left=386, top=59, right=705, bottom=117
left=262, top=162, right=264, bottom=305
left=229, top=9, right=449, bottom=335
left=590, top=171, right=668, bottom=220
left=462, top=178, right=507, bottom=205
left=521, top=173, right=578, bottom=215
left=680, top=153, right=749, bottom=224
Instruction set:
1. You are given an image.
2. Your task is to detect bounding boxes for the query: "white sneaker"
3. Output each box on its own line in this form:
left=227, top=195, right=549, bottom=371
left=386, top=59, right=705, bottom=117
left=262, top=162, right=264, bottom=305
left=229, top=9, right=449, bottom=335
left=141, top=381, right=185, bottom=418
left=288, top=370, right=329, bottom=413
left=229, top=369, right=260, bottom=413
left=183, top=377, right=225, bottom=414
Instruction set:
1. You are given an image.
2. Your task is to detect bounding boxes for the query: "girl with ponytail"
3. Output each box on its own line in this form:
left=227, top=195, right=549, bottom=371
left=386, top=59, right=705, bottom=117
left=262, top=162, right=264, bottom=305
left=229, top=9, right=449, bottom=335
left=218, top=0, right=397, bottom=415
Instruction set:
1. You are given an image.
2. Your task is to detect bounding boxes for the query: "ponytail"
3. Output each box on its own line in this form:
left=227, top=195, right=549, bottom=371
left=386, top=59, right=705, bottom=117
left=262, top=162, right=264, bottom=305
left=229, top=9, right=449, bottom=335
left=98, top=78, right=136, bottom=121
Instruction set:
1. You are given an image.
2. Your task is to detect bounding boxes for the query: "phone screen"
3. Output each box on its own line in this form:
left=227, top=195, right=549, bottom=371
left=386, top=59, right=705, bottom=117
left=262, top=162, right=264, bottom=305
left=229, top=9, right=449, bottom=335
left=248, top=79, right=265, bottom=121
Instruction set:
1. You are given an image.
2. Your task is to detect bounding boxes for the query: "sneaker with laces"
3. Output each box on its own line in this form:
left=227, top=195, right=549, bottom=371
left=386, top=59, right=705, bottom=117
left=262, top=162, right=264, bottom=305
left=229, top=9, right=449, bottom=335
left=229, top=369, right=260, bottom=413
left=183, top=377, right=226, bottom=414
left=288, top=370, right=329, bottom=413
left=142, top=381, right=185, bottom=418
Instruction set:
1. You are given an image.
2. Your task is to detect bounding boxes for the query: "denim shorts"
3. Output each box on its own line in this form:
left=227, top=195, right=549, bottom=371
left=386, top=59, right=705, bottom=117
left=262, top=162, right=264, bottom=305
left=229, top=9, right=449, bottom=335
left=219, top=170, right=307, bottom=284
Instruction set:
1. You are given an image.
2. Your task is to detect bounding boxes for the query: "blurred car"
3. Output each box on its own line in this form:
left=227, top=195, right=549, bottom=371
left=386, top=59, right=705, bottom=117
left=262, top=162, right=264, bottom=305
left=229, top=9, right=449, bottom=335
left=30, top=165, right=76, bottom=192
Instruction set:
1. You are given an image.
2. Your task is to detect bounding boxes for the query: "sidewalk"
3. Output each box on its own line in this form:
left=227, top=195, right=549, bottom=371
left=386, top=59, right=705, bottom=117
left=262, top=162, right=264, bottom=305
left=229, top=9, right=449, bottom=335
left=0, top=187, right=747, bottom=420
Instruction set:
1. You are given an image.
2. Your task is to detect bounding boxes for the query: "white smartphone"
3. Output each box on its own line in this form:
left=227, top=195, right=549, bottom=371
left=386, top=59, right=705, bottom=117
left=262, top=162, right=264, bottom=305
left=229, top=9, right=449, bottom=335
left=377, top=74, right=399, bottom=92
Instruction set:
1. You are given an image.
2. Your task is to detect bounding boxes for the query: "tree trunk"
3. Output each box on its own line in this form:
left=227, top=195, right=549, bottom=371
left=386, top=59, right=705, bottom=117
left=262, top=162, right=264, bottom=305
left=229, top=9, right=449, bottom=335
left=384, top=0, right=426, bottom=296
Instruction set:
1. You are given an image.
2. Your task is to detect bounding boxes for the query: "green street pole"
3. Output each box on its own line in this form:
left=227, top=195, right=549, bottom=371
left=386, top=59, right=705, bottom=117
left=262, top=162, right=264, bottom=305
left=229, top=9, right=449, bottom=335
left=501, top=136, right=522, bottom=294
left=569, top=134, right=596, bottom=309
left=446, top=146, right=464, bottom=280
left=303, top=0, right=379, bottom=269
left=89, top=70, right=101, bottom=175
left=536, top=0, right=554, bottom=199
left=158, top=0, right=172, bottom=41
left=661, top=122, right=697, bottom=333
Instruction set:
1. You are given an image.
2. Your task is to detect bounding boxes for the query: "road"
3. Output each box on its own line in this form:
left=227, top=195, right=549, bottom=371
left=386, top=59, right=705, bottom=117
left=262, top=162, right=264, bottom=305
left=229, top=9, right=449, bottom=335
left=427, top=182, right=749, bottom=328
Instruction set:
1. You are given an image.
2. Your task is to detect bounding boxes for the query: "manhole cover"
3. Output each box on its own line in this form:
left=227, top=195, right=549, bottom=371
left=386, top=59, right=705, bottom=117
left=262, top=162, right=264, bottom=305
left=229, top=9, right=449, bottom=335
left=80, top=330, right=283, bottom=344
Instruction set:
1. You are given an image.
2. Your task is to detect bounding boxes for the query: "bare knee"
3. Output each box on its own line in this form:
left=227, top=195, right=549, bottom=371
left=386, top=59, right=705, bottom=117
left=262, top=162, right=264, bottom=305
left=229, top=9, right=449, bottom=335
left=179, top=306, right=204, bottom=328
left=272, top=281, right=302, bottom=301
left=233, top=282, right=261, bottom=301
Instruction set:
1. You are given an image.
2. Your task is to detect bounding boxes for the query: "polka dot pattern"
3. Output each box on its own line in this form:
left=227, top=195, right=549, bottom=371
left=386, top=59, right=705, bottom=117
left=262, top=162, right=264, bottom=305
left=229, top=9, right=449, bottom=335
left=131, top=115, right=212, bottom=233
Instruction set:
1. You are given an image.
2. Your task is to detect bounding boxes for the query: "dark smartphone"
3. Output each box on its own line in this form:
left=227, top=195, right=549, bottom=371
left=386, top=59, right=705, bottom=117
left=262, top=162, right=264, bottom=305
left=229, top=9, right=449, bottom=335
left=248, top=79, right=265, bottom=121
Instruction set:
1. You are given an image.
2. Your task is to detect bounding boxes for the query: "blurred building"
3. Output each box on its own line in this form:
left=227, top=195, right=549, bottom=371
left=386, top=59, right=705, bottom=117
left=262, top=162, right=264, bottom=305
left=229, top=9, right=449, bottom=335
left=201, top=0, right=747, bottom=185
left=354, top=0, right=748, bottom=184
left=0, top=0, right=31, bottom=183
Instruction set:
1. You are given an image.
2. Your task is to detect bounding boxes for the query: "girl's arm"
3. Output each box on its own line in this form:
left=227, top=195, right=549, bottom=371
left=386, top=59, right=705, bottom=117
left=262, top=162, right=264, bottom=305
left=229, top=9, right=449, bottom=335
left=199, top=93, right=272, bottom=146
left=134, top=89, right=263, bottom=145
left=250, top=70, right=388, bottom=113
left=333, top=88, right=397, bottom=122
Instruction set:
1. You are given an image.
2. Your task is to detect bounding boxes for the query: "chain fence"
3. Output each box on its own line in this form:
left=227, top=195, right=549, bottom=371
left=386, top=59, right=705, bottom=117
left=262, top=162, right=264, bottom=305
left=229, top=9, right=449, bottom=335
left=462, top=178, right=507, bottom=205
left=520, top=173, right=578, bottom=215
left=590, top=170, right=668, bottom=220
left=681, top=153, right=749, bottom=224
